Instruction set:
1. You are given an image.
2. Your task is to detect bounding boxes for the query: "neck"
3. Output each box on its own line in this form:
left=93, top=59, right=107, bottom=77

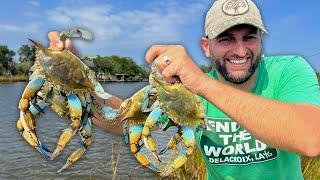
left=217, top=70, right=258, bottom=92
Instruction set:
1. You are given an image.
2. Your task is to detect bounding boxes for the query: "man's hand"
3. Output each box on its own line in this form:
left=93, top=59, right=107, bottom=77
left=145, top=45, right=209, bottom=95
left=47, top=31, right=78, bottom=55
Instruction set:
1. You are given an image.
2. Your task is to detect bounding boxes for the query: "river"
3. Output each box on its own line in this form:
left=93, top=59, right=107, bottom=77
left=0, top=82, right=176, bottom=179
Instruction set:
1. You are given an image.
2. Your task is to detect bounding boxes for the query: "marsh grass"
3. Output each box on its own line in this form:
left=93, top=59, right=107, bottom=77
left=159, top=148, right=206, bottom=180
left=0, top=75, right=28, bottom=82
left=300, top=74, right=320, bottom=179
left=302, top=157, right=320, bottom=180
left=109, top=142, right=121, bottom=180
left=163, top=153, right=320, bottom=180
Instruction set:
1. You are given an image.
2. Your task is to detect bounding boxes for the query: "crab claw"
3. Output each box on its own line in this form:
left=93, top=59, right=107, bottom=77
left=135, top=152, right=160, bottom=173
left=18, top=117, right=51, bottom=159
left=142, top=105, right=163, bottom=162
left=35, top=141, right=51, bottom=159
left=160, top=126, right=195, bottom=177
left=161, top=149, right=188, bottom=177
left=60, top=27, right=93, bottom=41
left=94, top=82, right=113, bottom=99
left=56, top=147, right=86, bottom=174
left=51, top=94, right=82, bottom=160
left=159, top=133, right=182, bottom=155
left=57, top=116, right=93, bottom=173
left=130, top=124, right=160, bottom=173
left=50, top=128, right=73, bottom=160
left=18, top=75, right=52, bottom=158
left=18, top=109, right=52, bottom=159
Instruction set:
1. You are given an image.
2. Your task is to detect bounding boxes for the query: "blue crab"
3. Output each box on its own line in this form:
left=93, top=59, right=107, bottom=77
left=17, top=28, right=118, bottom=173
left=120, top=64, right=207, bottom=176
left=140, top=65, right=207, bottom=176
left=117, top=85, right=162, bottom=173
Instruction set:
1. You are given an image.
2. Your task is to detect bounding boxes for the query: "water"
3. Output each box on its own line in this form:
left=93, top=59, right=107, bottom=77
left=0, top=82, right=177, bottom=179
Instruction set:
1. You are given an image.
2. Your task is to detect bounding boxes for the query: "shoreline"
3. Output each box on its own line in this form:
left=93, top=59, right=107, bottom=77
left=0, top=75, right=148, bottom=83
left=0, top=75, right=28, bottom=82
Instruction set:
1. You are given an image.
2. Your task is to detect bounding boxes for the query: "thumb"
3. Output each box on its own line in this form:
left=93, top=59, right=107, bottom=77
left=48, top=31, right=64, bottom=50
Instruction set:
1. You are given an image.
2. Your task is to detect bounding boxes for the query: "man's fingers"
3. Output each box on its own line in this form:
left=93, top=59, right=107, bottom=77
left=145, top=45, right=170, bottom=65
left=48, top=31, right=64, bottom=50
left=154, top=54, right=171, bottom=72
left=47, top=31, right=76, bottom=53
left=161, top=61, right=179, bottom=83
left=48, top=31, right=60, bottom=42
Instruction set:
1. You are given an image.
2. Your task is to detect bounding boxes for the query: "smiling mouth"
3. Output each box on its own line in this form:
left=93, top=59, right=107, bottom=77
left=226, top=57, right=250, bottom=64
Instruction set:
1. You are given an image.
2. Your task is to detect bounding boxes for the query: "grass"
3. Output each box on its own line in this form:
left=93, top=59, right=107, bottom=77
left=166, top=151, right=320, bottom=180
left=166, top=148, right=206, bottom=180
left=302, top=157, right=320, bottom=180
left=0, top=75, right=28, bottom=82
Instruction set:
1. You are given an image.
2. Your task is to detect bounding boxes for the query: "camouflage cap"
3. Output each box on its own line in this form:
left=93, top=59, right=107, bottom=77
left=205, top=0, right=267, bottom=39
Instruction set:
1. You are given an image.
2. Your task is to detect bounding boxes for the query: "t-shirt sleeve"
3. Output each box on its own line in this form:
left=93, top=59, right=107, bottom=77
left=277, top=56, right=320, bottom=106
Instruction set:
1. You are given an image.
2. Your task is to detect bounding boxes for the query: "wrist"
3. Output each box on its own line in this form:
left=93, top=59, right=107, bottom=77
left=194, top=75, right=212, bottom=96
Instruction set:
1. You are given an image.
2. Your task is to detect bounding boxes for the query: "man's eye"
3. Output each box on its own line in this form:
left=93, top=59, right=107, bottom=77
left=244, top=35, right=257, bottom=41
left=218, top=37, right=233, bottom=42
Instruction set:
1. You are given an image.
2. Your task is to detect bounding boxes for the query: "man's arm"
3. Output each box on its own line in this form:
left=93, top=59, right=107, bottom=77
left=198, top=77, right=320, bottom=157
left=91, top=96, right=124, bottom=136
left=145, top=45, right=320, bottom=157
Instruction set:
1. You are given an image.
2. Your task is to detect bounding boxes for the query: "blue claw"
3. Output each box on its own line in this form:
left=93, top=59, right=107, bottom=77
left=29, top=101, right=47, bottom=115
left=148, top=162, right=160, bottom=174
left=37, top=141, right=52, bottom=159
left=159, top=147, right=169, bottom=155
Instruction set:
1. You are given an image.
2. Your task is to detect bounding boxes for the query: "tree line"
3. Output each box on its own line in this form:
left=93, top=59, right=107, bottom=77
left=0, top=45, right=35, bottom=76
left=0, top=44, right=148, bottom=79
left=1, top=44, right=319, bottom=82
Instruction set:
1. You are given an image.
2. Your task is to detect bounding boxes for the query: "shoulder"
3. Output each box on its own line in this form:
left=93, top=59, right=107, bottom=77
left=263, top=55, right=308, bottom=66
left=262, top=55, right=315, bottom=75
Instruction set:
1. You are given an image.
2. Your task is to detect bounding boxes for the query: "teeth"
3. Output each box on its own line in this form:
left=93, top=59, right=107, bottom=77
left=229, top=59, right=247, bottom=64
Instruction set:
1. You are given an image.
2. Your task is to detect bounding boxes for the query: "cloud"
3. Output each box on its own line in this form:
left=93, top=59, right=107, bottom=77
left=22, top=11, right=39, bottom=17
left=0, top=22, right=41, bottom=34
left=45, top=1, right=206, bottom=51
left=28, top=0, right=40, bottom=7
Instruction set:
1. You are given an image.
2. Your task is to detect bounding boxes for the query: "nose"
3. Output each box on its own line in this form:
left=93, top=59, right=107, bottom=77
left=233, top=41, right=247, bottom=57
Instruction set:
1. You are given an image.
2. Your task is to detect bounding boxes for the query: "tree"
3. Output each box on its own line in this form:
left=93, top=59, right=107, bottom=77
left=0, top=45, right=16, bottom=75
left=91, top=55, right=148, bottom=79
left=18, top=44, right=35, bottom=62
left=16, top=44, right=35, bottom=75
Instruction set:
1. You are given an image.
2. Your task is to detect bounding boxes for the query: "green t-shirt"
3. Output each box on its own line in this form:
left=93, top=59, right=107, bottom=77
left=196, top=55, right=320, bottom=180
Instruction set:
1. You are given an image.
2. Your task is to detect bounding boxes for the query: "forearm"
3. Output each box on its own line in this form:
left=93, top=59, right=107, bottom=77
left=92, top=116, right=124, bottom=136
left=198, top=76, right=320, bottom=157
left=92, top=96, right=124, bottom=136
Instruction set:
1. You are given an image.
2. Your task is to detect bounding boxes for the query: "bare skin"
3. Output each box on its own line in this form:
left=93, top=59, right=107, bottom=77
left=48, top=31, right=124, bottom=136
left=145, top=25, right=320, bottom=157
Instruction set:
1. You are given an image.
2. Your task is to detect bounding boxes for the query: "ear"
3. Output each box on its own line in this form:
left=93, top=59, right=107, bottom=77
left=200, top=37, right=210, bottom=57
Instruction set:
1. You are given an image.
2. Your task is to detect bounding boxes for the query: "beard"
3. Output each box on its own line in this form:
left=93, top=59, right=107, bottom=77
left=211, top=52, right=262, bottom=84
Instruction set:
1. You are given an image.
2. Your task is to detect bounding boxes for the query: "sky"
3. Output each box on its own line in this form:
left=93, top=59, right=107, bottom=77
left=1, top=0, right=320, bottom=70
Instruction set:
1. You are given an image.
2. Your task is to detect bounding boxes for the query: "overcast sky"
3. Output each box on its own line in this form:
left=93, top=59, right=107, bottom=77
left=1, top=0, right=319, bottom=70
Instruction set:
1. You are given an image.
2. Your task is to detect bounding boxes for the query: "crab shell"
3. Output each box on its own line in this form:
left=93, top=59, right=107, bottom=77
left=152, top=76, right=206, bottom=128
left=30, top=39, right=96, bottom=94
left=118, top=86, right=149, bottom=125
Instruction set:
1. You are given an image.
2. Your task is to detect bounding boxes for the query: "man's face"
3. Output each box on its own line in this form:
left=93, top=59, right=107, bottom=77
left=204, top=25, right=262, bottom=84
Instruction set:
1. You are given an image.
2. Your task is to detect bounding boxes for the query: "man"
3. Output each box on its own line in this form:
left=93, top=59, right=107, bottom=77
left=144, top=0, right=320, bottom=179
left=49, top=0, right=320, bottom=179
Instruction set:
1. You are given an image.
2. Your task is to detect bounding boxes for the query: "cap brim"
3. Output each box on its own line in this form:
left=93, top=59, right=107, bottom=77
left=208, top=17, right=268, bottom=39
